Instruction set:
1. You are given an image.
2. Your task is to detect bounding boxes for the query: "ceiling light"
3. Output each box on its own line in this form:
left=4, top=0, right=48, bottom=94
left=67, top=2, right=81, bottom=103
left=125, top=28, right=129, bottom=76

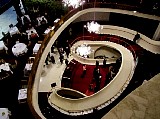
left=84, top=21, right=103, bottom=34
left=62, top=0, right=85, bottom=8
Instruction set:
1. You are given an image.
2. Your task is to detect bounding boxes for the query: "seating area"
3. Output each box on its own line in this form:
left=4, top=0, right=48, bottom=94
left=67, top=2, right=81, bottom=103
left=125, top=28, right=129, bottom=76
left=0, top=6, right=60, bottom=119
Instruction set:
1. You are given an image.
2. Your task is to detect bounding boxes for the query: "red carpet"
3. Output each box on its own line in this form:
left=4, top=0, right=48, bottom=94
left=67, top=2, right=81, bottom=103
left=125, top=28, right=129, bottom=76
left=62, top=61, right=110, bottom=96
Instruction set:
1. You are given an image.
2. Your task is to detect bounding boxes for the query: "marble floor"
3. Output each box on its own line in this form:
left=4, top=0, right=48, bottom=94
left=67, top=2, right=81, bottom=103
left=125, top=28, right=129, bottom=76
left=102, top=73, right=160, bottom=119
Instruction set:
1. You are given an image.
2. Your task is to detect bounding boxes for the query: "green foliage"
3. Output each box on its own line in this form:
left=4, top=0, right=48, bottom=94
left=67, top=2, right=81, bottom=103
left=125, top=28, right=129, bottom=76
left=23, top=0, right=65, bottom=15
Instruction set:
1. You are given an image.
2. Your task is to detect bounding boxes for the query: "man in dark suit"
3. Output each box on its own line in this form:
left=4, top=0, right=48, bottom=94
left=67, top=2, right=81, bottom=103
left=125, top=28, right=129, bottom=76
left=103, top=58, right=107, bottom=68
left=65, top=59, right=69, bottom=66
left=133, top=32, right=140, bottom=43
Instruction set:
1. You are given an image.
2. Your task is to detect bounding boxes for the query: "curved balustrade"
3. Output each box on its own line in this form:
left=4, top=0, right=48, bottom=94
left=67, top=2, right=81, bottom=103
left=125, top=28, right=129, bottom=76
left=70, top=35, right=137, bottom=60
left=48, top=41, right=135, bottom=115
left=27, top=3, right=160, bottom=119
left=101, top=25, right=160, bottom=54
left=56, top=88, right=86, bottom=99
left=71, top=40, right=120, bottom=65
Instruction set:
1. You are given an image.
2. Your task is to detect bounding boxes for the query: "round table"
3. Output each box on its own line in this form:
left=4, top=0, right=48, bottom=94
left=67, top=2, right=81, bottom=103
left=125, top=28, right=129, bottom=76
left=0, top=108, right=10, bottom=119
left=0, top=63, right=11, bottom=72
left=12, top=43, right=28, bottom=57
left=0, top=63, right=13, bottom=80
left=0, top=41, right=8, bottom=51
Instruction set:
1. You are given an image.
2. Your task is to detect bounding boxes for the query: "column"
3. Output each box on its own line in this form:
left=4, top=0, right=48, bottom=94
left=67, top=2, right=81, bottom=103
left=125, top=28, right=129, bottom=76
left=12, top=0, right=22, bottom=17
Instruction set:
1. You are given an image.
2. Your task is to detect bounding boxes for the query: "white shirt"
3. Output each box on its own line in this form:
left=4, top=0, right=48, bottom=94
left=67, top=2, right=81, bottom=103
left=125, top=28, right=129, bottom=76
left=36, top=16, right=48, bottom=26
left=33, top=43, right=41, bottom=54
left=21, top=15, right=31, bottom=25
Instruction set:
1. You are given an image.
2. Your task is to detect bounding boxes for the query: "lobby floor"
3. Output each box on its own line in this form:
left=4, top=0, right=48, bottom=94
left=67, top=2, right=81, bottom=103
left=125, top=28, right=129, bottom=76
left=102, top=73, right=160, bottom=119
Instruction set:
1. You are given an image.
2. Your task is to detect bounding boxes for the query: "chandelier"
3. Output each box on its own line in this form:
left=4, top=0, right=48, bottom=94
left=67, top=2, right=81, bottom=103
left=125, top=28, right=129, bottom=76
left=76, top=44, right=91, bottom=58
left=84, top=21, right=103, bottom=34
left=62, top=0, right=85, bottom=8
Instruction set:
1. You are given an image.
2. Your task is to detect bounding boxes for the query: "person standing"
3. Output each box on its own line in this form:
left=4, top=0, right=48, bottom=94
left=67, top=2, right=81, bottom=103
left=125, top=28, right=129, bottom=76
left=59, top=54, right=64, bottom=64
left=65, top=59, right=69, bottom=66
left=96, top=60, right=99, bottom=68
left=45, top=58, right=48, bottom=65
left=103, top=58, right=107, bottom=68
left=21, top=13, right=31, bottom=30
left=50, top=55, right=55, bottom=64
left=94, top=69, right=102, bottom=92
left=51, top=45, right=55, bottom=53
left=81, top=64, right=87, bottom=78
left=65, top=46, right=70, bottom=58
left=133, top=32, right=140, bottom=43
left=105, top=71, right=111, bottom=86
left=63, top=66, right=72, bottom=87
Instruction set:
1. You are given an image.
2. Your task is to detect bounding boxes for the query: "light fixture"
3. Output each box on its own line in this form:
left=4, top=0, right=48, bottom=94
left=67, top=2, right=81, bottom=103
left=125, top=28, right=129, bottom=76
left=76, top=44, right=91, bottom=58
left=62, top=0, right=85, bottom=8
left=84, top=21, right=103, bottom=34
left=133, top=11, right=137, bottom=13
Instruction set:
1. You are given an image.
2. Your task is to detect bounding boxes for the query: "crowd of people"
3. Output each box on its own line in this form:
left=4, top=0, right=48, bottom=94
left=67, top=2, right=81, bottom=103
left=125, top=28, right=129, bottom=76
left=61, top=57, right=122, bottom=95
left=44, top=39, right=71, bottom=67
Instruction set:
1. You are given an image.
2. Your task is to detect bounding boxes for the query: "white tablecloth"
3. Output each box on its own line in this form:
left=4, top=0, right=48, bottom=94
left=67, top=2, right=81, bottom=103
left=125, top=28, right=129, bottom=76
left=18, top=88, right=27, bottom=100
left=24, top=63, right=33, bottom=77
left=0, top=41, right=8, bottom=51
left=33, top=43, right=41, bottom=54
left=12, top=43, right=28, bottom=56
left=24, top=63, right=33, bottom=71
left=0, top=63, right=11, bottom=73
left=8, top=26, right=19, bottom=36
left=44, top=26, right=55, bottom=34
left=0, top=108, right=10, bottom=119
